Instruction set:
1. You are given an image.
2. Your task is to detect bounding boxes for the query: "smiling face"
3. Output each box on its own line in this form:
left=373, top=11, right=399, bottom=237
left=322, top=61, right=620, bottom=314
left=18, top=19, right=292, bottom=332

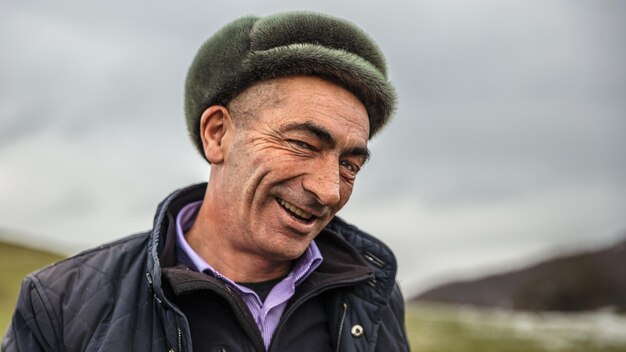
left=207, top=76, right=370, bottom=264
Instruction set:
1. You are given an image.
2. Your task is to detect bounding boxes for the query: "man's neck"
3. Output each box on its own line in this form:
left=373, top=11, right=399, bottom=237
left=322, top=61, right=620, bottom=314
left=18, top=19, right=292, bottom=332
left=184, top=201, right=292, bottom=283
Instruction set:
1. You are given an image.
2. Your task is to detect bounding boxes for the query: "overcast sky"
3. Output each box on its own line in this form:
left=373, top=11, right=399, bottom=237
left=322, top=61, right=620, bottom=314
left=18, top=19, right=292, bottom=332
left=1, top=1, right=625, bottom=297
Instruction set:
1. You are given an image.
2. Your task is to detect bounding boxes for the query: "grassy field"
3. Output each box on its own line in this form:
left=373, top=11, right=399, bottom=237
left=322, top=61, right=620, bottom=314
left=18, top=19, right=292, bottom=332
left=2, top=241, right=626, bottom=351
left=0, top=241, right=63, bottom=334
left=406, top=304, right=626, bottom=352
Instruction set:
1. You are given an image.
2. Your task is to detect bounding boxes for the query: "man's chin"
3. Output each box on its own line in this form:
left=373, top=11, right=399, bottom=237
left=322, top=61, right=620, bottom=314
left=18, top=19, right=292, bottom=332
left=265, top=233, right=314, bottom=260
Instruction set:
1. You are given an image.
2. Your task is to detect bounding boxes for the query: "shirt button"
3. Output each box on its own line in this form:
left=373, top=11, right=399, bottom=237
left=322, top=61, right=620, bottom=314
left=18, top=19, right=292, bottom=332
left=351, top=324, right=364, bottom=337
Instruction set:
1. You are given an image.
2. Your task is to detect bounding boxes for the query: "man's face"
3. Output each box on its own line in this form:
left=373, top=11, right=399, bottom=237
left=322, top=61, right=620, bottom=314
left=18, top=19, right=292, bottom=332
left=213, top=76, right=370, bottom=263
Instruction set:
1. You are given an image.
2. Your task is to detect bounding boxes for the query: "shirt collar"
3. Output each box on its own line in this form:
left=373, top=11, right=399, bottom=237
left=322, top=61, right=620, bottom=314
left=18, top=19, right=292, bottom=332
left=174, top=200, right=322, bottom=285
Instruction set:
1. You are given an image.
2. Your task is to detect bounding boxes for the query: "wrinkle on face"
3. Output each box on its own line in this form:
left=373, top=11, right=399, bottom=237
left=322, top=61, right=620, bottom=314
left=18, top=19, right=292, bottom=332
left=200, top=75, right=370, bottom=272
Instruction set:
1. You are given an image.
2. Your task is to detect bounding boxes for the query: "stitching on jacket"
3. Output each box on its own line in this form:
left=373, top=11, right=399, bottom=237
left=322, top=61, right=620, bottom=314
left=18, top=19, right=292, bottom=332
left=28, top=276, right=65, bottom=351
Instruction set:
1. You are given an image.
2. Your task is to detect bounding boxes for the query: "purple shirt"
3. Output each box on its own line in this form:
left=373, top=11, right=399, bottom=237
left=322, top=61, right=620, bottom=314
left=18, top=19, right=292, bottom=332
left=175, top=201, right=323, bottom=350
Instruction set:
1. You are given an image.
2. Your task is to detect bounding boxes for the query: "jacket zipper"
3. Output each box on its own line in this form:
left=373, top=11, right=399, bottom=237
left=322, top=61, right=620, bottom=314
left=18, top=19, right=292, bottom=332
left=177, top=326, right=183, bottom=352
left=148, top=272, right=185, bottom=352
left=268, top=274, right=370, bottom=351
left=173, top=278, right=265, bottom=351
left=335, top=303, right=348, bottom=352
left=158, top=267, right=372, bottom=351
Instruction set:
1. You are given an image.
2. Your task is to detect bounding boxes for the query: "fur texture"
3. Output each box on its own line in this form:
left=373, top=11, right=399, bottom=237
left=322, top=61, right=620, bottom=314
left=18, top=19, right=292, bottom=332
left=185, top=12, right=396, bottom=159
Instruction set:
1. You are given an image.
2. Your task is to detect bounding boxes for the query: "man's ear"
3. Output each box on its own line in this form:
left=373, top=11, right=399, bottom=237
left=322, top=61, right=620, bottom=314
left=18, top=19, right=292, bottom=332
left=199, top=105, right=232, bottom=164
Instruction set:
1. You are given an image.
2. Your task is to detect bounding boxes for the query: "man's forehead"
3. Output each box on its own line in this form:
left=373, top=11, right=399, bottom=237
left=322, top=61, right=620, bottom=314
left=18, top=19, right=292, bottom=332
left=259, top=76, right=367, bottom=108
left=267, top=76, right=368, bottom=121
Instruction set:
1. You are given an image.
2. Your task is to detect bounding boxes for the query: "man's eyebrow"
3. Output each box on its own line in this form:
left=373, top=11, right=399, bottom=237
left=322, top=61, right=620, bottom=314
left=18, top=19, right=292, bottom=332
left=280, top=121, right=371, bottom=162
left=280, top=121, right=336, bottom=147
left=345, top=146, right=371, bottom=163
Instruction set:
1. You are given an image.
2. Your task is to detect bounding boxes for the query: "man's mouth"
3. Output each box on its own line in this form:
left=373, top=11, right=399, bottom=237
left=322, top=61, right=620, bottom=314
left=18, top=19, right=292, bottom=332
left=276, top=198, right=314, bottom=222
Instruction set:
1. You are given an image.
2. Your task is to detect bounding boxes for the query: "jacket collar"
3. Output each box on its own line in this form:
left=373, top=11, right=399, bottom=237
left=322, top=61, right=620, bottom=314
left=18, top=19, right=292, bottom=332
left=147, top=183, right=398, bottom=303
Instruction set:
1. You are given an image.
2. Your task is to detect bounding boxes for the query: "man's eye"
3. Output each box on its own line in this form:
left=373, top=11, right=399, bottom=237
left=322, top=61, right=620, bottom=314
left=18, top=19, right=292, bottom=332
left=340, top=160, right=359, bottom=174
left=288, top=139, right=313, bottom=150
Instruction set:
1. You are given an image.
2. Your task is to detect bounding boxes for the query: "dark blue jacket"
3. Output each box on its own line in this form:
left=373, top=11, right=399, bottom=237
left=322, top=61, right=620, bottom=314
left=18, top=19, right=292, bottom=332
left=2, top=184, right=409, bottom=351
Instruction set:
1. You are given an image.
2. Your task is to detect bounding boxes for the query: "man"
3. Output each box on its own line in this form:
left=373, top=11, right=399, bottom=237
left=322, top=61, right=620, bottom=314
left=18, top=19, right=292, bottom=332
left=3, top=12, right=409, bottom=351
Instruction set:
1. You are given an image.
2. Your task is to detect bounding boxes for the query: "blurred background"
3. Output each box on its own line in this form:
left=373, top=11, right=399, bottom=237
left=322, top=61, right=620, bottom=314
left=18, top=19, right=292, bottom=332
left=1, top=1, right=625, bottom=351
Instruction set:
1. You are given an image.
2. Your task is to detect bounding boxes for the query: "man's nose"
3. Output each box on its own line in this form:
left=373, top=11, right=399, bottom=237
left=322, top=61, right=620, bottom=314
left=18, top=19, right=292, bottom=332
left=302, top=164, right=341, bottom=208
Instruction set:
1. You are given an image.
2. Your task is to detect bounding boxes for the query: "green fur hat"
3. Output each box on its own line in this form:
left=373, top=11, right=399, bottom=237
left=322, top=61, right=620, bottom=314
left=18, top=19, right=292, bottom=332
left=185, top=12, right=396, bottom=158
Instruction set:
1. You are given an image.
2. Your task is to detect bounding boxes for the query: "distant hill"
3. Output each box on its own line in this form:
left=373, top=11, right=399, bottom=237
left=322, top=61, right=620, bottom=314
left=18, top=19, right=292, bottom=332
left=413, top=238, right=626, bottom=312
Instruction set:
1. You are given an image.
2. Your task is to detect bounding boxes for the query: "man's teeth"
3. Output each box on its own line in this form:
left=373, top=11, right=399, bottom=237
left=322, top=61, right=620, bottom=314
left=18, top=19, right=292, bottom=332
left=278, top=199, right=313, bottom=220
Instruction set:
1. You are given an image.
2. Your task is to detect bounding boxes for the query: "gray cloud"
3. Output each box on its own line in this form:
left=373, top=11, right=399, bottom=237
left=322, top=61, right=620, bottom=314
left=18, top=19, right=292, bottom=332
left=1, top=0, right=625, bottom=293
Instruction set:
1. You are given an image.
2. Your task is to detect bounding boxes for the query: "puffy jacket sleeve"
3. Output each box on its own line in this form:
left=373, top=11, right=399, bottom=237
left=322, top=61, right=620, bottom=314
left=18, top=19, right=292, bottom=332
left=375, top=282, right=410, bottom=352
left=2, top=276, right=61, bottom=352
